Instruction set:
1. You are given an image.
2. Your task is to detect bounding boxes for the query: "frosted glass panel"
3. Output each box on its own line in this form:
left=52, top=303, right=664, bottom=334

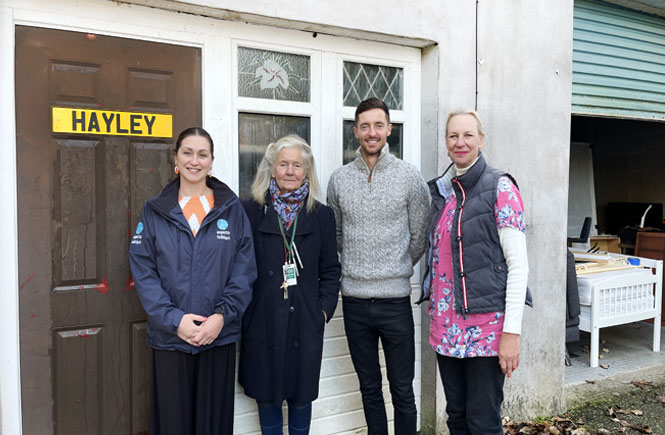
left=238, top=113, right=310, bottom=199
left=238, top=47, right=310, bottom=102
left=343, top=62, right=403, bottom=110
left=343, top=121, right=402, bottom=165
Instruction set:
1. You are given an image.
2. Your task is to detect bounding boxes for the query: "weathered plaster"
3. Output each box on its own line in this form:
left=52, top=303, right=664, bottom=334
left=476, top=0, right=574, bottom=419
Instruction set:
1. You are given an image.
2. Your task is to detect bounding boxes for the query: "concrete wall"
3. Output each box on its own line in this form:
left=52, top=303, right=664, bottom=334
left=475, top=0, right=574, bottom=419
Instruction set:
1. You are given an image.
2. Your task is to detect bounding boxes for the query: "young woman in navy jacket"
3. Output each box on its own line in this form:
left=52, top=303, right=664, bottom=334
left=129, top=127, right=257, bottom=435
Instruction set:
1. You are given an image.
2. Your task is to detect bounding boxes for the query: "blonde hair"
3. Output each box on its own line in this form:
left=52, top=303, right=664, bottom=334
left=445, top=109, right=486, bottom=137
left=251, top=134, right=320, bottom=212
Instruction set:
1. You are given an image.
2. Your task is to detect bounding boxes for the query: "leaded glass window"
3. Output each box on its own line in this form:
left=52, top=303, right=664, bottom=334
left=342, top=120, right=402, bottom=165
left=343, top=62, right=404, bottom=110
left=238, top=47, right=311, bottom=102
left=238, top=113, right=311, bottom=199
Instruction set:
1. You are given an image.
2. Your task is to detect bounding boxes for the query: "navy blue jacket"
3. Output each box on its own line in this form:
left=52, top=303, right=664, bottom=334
left=129, top=177, right=257, bottom=354
left=239, top=197, right=341, bottom=404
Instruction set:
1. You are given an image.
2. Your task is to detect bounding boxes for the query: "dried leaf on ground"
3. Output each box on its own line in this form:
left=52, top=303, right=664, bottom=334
left=631, top=379, right=654, bottom=389
left=599, top=363, right=609, bottom=369
left=609, top=406, right=644, bottom=416
left=647, top=395, right=665, bottom=405
left=608, top=416, right=653, bottom=433
left=503, top=416, right=582, bottom=435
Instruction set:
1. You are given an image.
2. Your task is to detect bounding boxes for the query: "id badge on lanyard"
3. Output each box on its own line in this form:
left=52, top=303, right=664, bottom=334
left=283, top=263, right=297, bottom=286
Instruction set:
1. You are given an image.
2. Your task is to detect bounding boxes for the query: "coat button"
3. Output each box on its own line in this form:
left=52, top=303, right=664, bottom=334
left=289, top=306, right=295, bottom=313
left=268, top=270, right=273, bottom=277
left=293, top=342, right=299, bottom=349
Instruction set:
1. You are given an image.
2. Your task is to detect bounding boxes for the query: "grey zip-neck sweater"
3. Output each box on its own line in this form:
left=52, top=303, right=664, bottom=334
left=327, top=145, right=430, bottom=298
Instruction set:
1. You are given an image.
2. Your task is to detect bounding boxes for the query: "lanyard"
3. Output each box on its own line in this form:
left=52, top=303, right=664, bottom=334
left=277, top=213, right=299, bottom=262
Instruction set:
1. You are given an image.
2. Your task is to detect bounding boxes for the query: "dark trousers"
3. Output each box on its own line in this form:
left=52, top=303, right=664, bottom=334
left=343, top=296, right=417, bottom=435
left=257, top=400, right=312, bottom=434
left=150, top=343, right=236, bottom=435
left=436, top=354, right=505, bottom=435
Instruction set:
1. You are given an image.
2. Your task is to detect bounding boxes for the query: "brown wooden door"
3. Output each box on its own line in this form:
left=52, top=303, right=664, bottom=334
left=16, top=26, right=201, bottom=435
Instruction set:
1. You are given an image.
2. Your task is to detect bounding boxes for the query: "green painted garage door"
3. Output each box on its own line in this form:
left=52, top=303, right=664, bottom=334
left=573, top=0, right=665, bottom=121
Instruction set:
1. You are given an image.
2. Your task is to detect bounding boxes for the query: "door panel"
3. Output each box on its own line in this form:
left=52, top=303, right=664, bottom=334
left=16, top=26, right=201, bottom=434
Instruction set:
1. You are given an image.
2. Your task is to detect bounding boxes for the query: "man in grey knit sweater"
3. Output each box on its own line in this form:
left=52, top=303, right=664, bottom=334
left=327, top=98, right=429, bottom=435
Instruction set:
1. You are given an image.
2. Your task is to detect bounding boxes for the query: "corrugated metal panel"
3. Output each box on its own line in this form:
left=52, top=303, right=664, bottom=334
left=573, top=0, right=665, bottom=120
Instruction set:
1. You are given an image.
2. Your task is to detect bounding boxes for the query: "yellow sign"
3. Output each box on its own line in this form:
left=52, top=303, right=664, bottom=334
left=52, top=107, right=172, bottom=138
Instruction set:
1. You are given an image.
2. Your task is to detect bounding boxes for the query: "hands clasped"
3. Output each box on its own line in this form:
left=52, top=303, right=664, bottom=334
left=177, top=313, right=225, bottom=347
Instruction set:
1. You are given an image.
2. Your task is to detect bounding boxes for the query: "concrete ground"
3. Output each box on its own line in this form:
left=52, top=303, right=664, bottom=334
left=565, top=322, right=665, bottom=407
left=496, top=321, right=665, bottom=434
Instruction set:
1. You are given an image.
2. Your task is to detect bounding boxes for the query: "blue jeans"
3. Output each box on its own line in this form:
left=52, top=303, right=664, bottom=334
left=436, top=354, right=505, bottom=435
left=257, top=400, right=312, bottom=435
left=342, top=296, right=417, bottom=435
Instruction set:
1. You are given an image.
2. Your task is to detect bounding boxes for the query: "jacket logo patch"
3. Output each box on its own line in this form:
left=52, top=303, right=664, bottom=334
left=217, top=219, right=231, bottom=240
left=131, top=222, right=143, bottom=245
left=217, top=219, right=229, bottom=230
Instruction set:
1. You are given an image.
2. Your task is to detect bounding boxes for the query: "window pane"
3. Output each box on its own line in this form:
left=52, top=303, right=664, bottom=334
left=238, top=47, right=310, bottom=102
left=343, top=120, right=402, bottom=165
left=343, top=62, right=404, bottom=110
left=238, top=113, right=311, bottom=199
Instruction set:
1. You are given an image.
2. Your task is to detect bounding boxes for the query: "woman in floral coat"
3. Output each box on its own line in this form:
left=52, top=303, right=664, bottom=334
left=418, top=110, right=532, bottom=434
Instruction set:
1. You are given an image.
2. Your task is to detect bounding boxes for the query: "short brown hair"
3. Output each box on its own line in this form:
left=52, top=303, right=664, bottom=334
left=355, top=98, right=390, bottom=125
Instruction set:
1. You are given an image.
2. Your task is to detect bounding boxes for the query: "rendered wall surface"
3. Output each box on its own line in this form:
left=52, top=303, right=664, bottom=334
left=476, top=0, right=574, bottom=420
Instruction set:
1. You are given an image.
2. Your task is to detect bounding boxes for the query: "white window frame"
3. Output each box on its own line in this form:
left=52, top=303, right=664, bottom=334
left=231, top=39, right=322, bottom=196
left=336, top=55, right=413, bottom=170
left=228, top=39, right=420, bottom=201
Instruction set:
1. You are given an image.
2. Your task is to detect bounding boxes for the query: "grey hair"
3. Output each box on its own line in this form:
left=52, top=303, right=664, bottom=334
left=251, top=134, right=320, bottom=212
left=445, top=109, right=486, bottom=137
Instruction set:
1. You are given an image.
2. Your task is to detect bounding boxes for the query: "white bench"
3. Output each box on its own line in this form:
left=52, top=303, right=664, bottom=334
left=576, top=255, right=662, bottom=368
